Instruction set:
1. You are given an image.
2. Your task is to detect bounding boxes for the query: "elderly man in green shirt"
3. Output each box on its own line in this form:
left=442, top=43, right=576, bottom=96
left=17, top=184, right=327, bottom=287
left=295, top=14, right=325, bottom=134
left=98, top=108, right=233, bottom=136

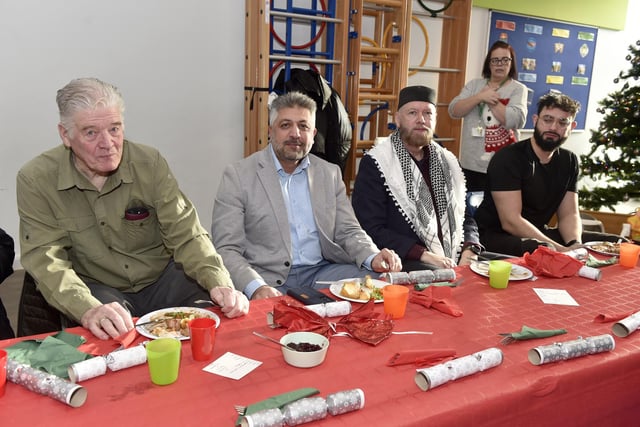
left=17, top=77, right=249, bottom=340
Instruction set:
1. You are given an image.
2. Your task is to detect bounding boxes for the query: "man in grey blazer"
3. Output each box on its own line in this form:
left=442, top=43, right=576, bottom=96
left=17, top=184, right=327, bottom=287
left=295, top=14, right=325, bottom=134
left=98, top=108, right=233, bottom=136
left=212, top=92, right=402, bottom=300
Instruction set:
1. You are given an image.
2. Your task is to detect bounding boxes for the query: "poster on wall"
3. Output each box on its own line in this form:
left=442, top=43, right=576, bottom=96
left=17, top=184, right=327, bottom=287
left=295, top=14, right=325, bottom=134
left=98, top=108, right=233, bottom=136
left=488, top=11, right=598, bottom=130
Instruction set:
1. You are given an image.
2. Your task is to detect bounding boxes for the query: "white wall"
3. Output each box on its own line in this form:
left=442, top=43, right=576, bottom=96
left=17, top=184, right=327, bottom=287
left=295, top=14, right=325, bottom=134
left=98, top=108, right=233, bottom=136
left=0, top=1, right=245, bottom=268
left=2, top=1, right=638, bottom=268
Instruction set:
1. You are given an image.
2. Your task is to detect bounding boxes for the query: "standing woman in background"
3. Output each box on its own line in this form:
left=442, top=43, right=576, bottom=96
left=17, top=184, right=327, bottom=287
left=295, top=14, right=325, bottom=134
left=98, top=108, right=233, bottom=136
left=448, top=41, right=528, bottom=210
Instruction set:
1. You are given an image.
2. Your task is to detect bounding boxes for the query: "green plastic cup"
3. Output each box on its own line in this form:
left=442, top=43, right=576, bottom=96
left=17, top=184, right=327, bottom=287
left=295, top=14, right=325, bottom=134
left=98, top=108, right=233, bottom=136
left=489, top=260, right=512, bottom=289
left=146, top=338, right=181, bottom=385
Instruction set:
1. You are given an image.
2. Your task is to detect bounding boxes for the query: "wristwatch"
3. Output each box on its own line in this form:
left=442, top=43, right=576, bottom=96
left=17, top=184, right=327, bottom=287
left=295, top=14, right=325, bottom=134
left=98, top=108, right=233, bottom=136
left=462, top=243, right=483, bottom=255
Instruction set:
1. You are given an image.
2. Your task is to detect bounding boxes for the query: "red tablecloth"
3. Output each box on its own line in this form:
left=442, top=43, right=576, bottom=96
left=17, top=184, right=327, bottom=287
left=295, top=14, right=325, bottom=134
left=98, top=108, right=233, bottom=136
left=2, top=262, right=640, bottom=426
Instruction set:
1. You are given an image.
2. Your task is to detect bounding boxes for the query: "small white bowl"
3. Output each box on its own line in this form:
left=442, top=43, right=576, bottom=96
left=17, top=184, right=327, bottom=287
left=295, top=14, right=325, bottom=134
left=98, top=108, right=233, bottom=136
left=280, top=331, right=329, bottom=368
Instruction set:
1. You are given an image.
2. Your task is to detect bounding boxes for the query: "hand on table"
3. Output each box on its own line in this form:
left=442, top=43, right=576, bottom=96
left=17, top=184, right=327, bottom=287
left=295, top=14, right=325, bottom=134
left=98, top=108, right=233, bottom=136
left=251, top=285, right=282, bottom=300
left=458, top=248, right=478, bottom=266
left=81, top=302, right=135, bottom=340
left=210, top=286, right=250, bottom=318
left=372, top=249, right=402, bottom=272
left=420, top=250, right=455, bottom=269
left=560, top=242, right=584, bottom=252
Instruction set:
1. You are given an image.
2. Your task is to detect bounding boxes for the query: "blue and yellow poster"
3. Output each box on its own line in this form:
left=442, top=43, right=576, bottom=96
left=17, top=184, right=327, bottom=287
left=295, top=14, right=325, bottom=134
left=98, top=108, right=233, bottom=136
left=489, top=11, right=598, bottom=130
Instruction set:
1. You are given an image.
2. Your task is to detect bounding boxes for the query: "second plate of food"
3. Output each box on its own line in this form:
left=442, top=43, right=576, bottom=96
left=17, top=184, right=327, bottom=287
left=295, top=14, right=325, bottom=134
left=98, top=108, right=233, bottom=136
left=584, top=241, right=620, bottom=256
left=135, top=307, right=220, bottom=340
left=470, top=261, right=534, bottom=281
left=329, top=277, right=387, bottom=303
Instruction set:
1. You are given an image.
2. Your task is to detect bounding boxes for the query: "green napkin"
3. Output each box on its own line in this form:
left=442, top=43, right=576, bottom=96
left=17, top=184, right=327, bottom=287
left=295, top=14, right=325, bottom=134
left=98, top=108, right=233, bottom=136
left=586, top=254, right=618, bottom=268
left=5, top=331, right=90, bottom=378
left=235, top=387, right=319, bottom=425
left=499, top=325, right=567, bottom=344
left=414, top=279, right=462, bottom=290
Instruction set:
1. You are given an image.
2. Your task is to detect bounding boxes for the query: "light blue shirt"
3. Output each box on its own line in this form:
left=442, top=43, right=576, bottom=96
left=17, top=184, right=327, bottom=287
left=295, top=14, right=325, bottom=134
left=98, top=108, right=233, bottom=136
left=244, top=146, right=373, bottom=298
left=276, top=158, right=325, bottom=266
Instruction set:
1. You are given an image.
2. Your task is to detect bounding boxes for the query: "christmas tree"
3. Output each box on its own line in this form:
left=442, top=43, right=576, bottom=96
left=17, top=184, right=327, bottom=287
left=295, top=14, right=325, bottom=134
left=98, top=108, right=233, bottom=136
left=579, top=40, right=640, bottom=211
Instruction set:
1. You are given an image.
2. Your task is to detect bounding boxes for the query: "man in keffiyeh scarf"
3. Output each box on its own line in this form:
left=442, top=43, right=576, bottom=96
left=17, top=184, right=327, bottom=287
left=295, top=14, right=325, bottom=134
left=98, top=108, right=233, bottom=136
left=352, top=86, right=482, bottom=271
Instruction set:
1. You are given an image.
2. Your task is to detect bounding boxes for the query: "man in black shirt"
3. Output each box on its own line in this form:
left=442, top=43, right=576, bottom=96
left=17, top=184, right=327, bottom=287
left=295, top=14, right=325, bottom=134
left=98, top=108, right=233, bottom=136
left=475, top=93, right=618, bottom=256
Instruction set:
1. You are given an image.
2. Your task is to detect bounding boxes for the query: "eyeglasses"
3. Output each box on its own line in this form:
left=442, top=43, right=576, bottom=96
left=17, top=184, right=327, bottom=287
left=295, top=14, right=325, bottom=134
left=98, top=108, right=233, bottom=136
left=539, top=115, right=572, bottom=129
left=489, top=57, right=512, bottom=66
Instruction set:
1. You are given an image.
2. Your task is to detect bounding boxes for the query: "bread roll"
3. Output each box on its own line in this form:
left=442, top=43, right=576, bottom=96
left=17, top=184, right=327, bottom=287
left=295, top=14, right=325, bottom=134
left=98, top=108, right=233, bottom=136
left=340, top=281, right=361, bottom=299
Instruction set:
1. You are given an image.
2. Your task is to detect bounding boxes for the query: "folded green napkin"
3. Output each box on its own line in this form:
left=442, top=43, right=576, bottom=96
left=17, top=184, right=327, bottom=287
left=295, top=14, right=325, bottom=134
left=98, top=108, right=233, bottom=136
left=499, top=325, right=567, bottom=344
left=5, top=331, right=90, bottom=378
left=235, top=387, right=319, bottom=425
left=586, top=254, right=618, bottom=268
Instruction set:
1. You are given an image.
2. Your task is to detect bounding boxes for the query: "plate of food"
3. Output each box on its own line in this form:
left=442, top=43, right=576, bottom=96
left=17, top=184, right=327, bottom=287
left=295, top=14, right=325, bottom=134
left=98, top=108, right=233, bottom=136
left=584, top=241, right=620, bottom=256
left=135, top=307, right=220, bottom=340
left=469, top=261, right=534, bottom=281
left=329, top=276, right=387, bottom=303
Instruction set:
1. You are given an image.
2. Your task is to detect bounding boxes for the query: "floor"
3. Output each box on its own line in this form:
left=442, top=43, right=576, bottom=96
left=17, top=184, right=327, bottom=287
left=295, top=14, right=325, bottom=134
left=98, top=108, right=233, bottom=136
left=0, top=269, right=24, bottom=335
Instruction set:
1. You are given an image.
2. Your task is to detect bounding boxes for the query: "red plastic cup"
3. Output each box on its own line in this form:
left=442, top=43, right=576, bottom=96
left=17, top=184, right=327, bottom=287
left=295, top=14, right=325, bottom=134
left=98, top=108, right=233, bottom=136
left=0, top=349, right=7, bottom=397
left=189, top=318, right=217, bottom=361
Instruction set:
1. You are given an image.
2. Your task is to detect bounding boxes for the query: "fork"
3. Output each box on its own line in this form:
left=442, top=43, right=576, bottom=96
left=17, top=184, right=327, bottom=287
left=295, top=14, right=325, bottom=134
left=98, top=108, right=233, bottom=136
left=135, top=318, right=166, bottom=328
left=193, top=299, right=223, bottom=308
left=234, top=405, right=246, bottom=415
left=499, top=334, right=516, bottom=345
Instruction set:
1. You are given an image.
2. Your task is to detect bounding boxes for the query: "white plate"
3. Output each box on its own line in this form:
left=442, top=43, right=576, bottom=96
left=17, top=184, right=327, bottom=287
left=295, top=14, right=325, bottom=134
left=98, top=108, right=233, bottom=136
left=135, top=307, right=220, bottom=341
left=583, top=241, right=620, bottom=256
left=469, top=261, right=533, bottom=281
left=329, top=278, right=388, bottom=303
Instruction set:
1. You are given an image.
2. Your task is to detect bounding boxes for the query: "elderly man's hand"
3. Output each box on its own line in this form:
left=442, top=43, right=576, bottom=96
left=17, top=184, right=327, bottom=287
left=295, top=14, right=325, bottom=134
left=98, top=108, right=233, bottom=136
left=81, top=302, right=135, bottom=340
left=210, top=286, right=250, bottom=318
left=372, top=248, right=402, bottom=272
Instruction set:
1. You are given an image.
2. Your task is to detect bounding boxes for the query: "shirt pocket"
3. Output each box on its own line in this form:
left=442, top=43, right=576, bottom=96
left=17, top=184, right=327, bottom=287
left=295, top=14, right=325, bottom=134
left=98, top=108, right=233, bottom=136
left=122, top=208, right=162, bottom=253
left=57, top=215, right=103, bottom=261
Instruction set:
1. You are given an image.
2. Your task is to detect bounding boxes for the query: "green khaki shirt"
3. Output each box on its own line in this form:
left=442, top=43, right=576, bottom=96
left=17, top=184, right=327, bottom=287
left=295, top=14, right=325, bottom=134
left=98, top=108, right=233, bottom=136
left=17, top=140, right=232, bottom=322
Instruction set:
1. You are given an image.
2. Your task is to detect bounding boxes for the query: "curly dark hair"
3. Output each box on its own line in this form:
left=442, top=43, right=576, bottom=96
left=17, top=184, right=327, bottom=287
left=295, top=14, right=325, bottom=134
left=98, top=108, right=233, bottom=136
left=536, top=92, right=581, bottom=116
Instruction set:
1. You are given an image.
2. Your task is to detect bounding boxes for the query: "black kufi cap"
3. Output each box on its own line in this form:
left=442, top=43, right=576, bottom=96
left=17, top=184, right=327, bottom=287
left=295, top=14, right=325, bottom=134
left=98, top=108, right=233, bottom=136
left=398, top=85, right=436, bottom=109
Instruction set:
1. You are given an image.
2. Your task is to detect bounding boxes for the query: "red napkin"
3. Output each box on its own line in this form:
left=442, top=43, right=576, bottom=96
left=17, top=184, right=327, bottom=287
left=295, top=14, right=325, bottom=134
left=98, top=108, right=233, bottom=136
left=271, top=300, right=394, bottom=346
left=594, top=310, right=637, bottom=323
left=387, top=349, right=456, bottom=367
left=409, top=286, right=463, bottom=317
left=79, top=319, right=144, bottom=356
left=338, top=301, right=393, bottom=345
left=272, top=300, right=333, bottom=336
left=523, top=246, right=583, bottom=278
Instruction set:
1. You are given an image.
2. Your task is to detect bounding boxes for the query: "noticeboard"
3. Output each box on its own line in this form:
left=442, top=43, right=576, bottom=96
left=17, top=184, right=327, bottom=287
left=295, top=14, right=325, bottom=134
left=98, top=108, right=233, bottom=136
left=488, top=11, right=598, bottom=130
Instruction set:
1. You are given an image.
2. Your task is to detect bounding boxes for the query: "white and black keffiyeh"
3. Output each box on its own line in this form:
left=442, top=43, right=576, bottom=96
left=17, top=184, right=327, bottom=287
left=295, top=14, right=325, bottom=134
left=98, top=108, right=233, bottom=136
left=367, top=131, right=466, bottom=259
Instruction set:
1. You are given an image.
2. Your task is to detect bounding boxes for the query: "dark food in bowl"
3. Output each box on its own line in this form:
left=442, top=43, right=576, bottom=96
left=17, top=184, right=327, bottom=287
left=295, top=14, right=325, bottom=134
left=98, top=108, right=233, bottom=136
left=287, top=341, right=322, bottom=352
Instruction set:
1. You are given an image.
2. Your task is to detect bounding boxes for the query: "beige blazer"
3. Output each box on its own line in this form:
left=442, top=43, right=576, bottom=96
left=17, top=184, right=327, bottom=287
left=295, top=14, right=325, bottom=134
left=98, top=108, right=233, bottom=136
left=211, top=147, right=379, bottom=293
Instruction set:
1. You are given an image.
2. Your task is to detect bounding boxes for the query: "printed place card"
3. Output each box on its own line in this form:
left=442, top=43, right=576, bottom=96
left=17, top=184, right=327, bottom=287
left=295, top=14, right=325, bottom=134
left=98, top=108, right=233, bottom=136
left=203, top=351, right=262, bottom=380
left=533, top=288, right=579, bottom=306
